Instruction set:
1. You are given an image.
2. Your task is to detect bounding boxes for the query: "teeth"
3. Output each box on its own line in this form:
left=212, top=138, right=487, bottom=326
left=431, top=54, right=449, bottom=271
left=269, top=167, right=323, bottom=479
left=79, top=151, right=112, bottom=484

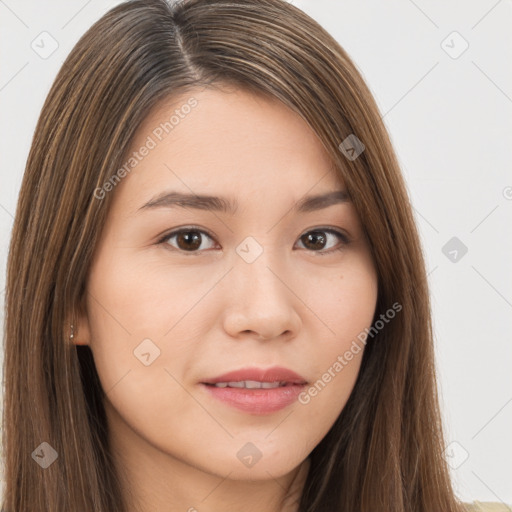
left=228, top=381, right=245, bottom=388
left=212, top=380, right=286, bottom=389
left=242, top=380, right=261, bottom=389
left=261, top=382, right=281, bottom=389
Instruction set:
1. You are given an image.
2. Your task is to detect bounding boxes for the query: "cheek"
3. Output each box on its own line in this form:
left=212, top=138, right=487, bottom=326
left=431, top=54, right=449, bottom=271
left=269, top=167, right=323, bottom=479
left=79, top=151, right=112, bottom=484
left=85, top=253, right=205, bottom=447
left=87, top=245, right=213, bottom=340
left=297, top=250, right=378, bottom=345
left=85, top=247, right=223, bottom=419
left=293, top=253, right=377, bottom=417
left=295, top=306, right=370, bottom=445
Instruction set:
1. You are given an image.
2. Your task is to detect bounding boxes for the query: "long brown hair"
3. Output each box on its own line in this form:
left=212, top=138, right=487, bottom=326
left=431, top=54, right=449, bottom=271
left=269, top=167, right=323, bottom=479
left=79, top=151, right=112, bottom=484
left=2, top=0, right=465, bottom=510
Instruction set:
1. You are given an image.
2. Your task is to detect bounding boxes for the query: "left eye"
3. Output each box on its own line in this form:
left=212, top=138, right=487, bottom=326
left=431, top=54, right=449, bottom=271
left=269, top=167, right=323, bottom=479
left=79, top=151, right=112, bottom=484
left=296, top=229, right=350, bottom=254
left=159, top=227, right=349, bottom=255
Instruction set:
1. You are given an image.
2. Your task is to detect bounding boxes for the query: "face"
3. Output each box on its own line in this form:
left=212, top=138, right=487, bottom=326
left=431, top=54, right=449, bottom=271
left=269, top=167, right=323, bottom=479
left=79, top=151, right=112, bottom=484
left=77, top=86, right=378, bottom=483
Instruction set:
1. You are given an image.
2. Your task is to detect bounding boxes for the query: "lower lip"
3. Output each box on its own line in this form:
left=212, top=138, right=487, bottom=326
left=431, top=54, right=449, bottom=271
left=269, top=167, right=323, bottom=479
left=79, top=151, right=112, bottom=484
left=200, top=383, right=306, bottom=414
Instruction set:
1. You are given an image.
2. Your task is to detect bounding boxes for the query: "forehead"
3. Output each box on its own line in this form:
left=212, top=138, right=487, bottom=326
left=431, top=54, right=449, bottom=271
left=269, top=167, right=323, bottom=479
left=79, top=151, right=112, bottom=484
left=112, top=86, right=344, bottom=211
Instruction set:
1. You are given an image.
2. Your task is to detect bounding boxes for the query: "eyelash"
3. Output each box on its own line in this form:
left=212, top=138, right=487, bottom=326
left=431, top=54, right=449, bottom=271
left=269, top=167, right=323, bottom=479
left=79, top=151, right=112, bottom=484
left=157, top=225, right=351, bottom=256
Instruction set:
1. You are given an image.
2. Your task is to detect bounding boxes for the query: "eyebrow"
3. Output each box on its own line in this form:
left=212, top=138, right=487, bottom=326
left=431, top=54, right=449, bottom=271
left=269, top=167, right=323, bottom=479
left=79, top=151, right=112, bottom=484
left=137, top=189, right=350, bottom=215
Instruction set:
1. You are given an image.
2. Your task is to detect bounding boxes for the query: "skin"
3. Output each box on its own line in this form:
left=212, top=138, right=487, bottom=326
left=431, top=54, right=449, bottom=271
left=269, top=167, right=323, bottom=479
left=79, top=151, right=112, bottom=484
left=75, top=85, right=378, bottom=512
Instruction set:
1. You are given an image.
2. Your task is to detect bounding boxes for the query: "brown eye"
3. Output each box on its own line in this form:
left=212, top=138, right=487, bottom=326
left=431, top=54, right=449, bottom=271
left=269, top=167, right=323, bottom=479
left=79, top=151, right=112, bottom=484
left=296, top=229, right=349, bottom=255
left=300, top=231, right=327, bottom=250
left=159, top=226, right=349, bottom=255
left=175, top=231, right=202, bottom=251
left=162, top=229, right=216, bottom=253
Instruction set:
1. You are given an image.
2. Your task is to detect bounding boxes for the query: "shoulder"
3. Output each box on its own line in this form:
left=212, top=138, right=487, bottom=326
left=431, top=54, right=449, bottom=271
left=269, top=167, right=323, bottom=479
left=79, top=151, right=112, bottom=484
left=463, top=501, right=512, bottom=512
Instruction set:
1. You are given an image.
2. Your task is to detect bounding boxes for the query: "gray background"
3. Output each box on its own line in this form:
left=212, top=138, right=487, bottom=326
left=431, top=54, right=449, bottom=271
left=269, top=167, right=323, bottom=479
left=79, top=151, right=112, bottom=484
left=1, top=0, right=511, bottom=504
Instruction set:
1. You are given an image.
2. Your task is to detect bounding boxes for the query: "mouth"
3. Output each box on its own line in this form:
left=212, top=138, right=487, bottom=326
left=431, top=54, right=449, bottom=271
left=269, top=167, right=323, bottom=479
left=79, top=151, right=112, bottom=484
left=203, top=380, right=302, bottom=389
left=201, top=365, right=308, bottom=386
left=200, top=366, right=308, bottom=414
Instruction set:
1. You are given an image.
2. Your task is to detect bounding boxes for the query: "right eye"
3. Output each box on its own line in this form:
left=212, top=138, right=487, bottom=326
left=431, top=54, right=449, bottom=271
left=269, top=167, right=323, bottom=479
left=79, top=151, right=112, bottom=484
left=159, top=227, right=218, bottom=254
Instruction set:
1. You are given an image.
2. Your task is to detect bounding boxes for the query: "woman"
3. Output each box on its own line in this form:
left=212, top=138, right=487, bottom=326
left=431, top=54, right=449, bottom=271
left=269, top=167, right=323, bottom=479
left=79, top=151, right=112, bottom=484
left=1, top=0, right=507, bottom=510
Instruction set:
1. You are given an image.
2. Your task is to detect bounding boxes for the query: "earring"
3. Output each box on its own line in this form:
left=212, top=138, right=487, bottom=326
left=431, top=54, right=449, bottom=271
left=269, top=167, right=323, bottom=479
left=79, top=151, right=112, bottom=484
left=69, top=324, right=75, bottom=342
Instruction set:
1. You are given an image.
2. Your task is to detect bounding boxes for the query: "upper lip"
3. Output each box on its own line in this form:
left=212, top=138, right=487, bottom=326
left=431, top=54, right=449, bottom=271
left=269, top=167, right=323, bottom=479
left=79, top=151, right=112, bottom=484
left=201, top=366, right=308, bottom=385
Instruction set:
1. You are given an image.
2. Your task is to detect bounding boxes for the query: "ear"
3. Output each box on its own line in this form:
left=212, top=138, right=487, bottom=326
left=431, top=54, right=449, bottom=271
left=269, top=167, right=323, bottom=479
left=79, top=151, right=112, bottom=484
left=70, top=295, right=91, bottom=346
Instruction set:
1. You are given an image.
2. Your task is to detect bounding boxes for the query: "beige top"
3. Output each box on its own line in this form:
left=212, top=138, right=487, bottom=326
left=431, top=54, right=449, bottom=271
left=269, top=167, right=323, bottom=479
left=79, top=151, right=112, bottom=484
left=464, top=502, right=512, bottom=511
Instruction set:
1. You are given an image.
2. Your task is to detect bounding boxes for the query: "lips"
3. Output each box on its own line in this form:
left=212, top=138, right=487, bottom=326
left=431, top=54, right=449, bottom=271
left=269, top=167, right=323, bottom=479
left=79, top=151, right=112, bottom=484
left=201, top=366, right=308, bottom=386
left=200, top=366, right=308, bottom=414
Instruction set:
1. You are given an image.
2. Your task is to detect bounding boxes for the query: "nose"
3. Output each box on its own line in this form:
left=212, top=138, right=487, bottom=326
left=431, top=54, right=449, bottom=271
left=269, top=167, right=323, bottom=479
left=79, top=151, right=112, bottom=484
left=222, top=253, right=302, bottom=342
